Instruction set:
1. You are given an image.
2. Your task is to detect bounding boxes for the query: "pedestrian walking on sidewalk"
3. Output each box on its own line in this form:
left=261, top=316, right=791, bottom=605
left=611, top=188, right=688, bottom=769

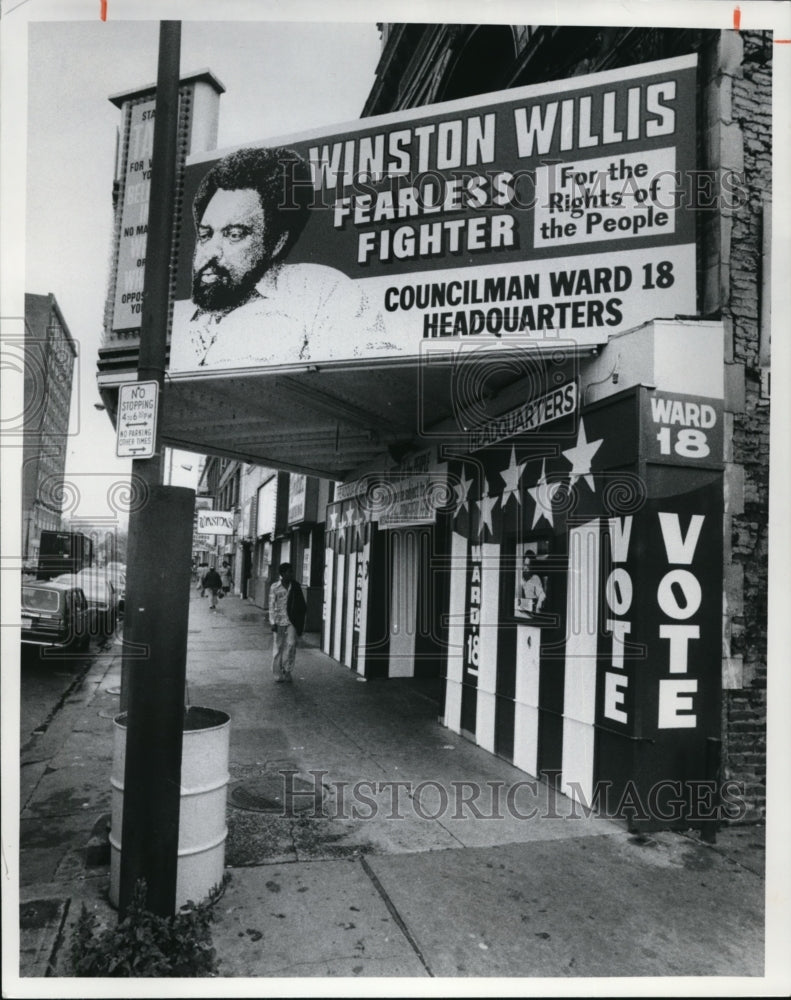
left=202, top=565, right=223, bottom=611
left=220, top=560, right=233, bottom=596
left=268, top=562, right=306, bottom=683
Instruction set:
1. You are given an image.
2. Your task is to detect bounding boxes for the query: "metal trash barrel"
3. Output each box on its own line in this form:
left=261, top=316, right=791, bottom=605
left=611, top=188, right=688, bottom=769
left=109, top=707, right=231, bottom=909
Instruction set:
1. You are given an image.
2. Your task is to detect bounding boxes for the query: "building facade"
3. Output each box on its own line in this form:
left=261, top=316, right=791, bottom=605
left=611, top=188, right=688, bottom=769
left=21, top=293, right=78, bottom=568
left=96, top=22, right=772, bottom=829
left=195, top=455, right=242, bottom=577
left=197, top=456, right=331, bottom=629
left=321, top=24, right=770, bottom=825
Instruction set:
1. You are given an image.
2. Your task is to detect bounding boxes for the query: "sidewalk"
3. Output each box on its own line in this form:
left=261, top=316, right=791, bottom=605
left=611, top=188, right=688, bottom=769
left=17, top=587, right=767, bottom=983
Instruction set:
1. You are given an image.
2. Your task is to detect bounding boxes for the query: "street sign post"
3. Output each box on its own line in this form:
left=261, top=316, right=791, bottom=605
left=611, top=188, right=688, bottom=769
left=118, top=20, right=185, bottom=921
left=116, top=380, right=159, bottom=458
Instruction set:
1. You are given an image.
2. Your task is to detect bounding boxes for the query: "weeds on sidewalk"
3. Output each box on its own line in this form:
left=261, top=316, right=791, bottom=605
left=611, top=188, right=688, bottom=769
left=69, top=875, right=230, bottom=977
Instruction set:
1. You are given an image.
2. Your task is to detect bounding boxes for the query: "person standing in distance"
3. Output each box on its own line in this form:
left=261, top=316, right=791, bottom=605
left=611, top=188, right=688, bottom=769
left=220, top=560, right=233, bottom=596
left=268, top=562, right=306, bottom=683
left=202, top=564, right=223, bottom=612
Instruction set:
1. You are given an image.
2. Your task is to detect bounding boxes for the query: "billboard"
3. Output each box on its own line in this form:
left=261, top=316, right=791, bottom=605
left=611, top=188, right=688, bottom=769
left=113, top=99, right=156, bottom=330
left=169, top=55, right=697, bottom=375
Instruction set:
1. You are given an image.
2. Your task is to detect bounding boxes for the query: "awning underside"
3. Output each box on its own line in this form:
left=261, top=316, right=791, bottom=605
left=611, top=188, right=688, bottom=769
left=99, top=342, right=595, bottom=480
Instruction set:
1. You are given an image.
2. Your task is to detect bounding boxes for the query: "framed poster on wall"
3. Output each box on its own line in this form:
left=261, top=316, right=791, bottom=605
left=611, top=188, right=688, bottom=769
left=514, top=538, right=551, bottom=621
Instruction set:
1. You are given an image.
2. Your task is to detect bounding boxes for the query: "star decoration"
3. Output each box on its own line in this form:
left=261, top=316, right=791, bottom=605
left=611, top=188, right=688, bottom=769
left=476, top=480, right=499, bottom=538
left=500, top=445, right=527, bottom=506
left=528, top=459, right=561, bottom=529
left=343, top=507, right=355, bottom=528
left=329, top=509, right=339, bottom=530
left=453, top=467, right=473, bottom=517
left=561, top=418, right=603, bottom=491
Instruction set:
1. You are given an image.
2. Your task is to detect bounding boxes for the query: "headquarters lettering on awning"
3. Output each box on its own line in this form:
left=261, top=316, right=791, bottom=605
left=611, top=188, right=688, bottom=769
left=468, top=381, right=578, bottom=451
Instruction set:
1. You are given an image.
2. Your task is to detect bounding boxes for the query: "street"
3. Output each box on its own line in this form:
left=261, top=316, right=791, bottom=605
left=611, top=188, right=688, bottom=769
left=20, top=633, right=114, bottom=746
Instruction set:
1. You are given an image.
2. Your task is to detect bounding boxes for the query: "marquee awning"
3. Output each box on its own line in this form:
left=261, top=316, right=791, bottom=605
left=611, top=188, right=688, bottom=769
left=97, top=340, right=600, bottom=480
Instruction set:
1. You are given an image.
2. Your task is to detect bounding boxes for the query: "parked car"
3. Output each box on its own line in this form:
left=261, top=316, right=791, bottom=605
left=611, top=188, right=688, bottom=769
left=54, top=569, right=118, bottom=638
left=21, top=578, right=90, bottom=651
left=104, top=562, right=126, bottom=615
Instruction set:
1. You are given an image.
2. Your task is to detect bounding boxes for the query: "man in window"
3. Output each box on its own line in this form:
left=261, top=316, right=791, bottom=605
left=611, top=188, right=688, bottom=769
left=517, top=548, right=546, bottom=616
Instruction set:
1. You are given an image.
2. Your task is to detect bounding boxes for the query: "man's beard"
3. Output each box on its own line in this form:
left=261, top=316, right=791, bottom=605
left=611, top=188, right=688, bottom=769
left=191, top=259, right=268, bottom=313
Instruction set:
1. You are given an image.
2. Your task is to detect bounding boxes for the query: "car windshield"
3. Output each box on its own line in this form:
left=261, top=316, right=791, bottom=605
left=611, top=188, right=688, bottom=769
left=22, top=586, right=61, bottom=612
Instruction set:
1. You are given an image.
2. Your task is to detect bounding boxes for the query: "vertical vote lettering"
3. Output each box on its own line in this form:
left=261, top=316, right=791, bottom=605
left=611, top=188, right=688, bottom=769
left=603, top=516, right=633, bottom=724
left=657, top=512, right=704, bottom=728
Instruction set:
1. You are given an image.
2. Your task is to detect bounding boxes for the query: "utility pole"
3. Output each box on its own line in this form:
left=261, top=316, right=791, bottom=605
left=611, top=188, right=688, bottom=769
left=118, top=20, right=195, bottom=919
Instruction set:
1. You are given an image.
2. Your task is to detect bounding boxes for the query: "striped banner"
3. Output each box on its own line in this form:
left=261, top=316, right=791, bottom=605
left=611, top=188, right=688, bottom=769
left=325, top=385, right=722, bottom=828
left=439, top=387, right=722, bottom=828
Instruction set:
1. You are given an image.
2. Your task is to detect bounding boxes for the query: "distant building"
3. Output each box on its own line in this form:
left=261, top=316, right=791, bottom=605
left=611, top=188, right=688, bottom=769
left=21, top=293, right=78, bottom=568
left=339, top=23, right=771, bottom=826
left=196, top=456, right=331, bottom=628
left=194, top=455, right=241, bottom=576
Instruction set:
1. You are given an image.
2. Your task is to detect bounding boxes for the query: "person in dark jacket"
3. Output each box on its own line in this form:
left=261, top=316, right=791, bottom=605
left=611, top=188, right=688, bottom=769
left=202, top=565, right=223, bottom=611
left=268, top=562, right=306, bottom=682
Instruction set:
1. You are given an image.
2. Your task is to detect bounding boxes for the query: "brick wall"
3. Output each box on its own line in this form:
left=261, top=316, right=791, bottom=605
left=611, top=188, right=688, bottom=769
left=720, top=30, right=771, bottom=821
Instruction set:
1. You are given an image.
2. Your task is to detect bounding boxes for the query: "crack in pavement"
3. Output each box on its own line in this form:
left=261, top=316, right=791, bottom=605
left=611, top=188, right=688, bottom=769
left=359, top=855, right=433, bottom=977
